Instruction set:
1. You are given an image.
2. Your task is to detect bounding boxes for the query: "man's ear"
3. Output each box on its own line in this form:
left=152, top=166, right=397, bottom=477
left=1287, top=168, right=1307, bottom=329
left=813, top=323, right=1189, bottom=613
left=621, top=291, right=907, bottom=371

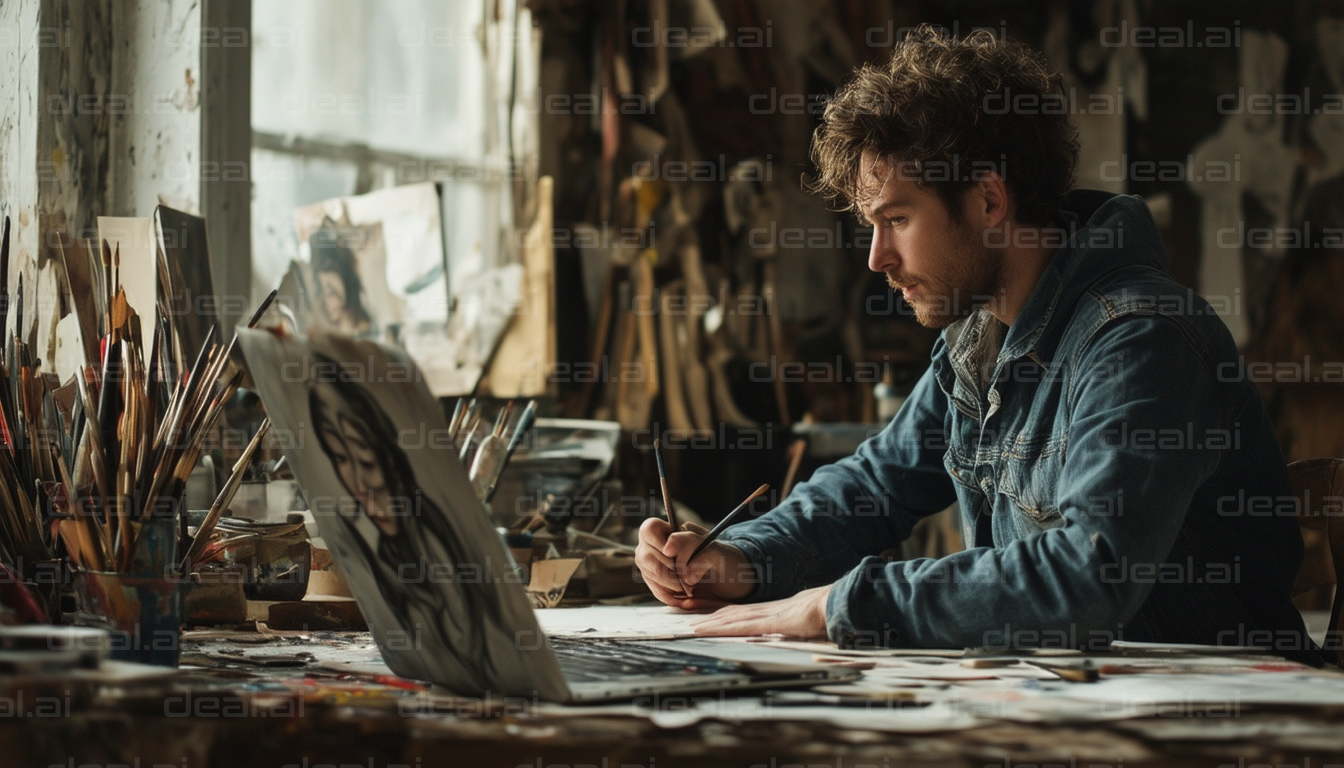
left=971, top=171, right=1012, bottom=228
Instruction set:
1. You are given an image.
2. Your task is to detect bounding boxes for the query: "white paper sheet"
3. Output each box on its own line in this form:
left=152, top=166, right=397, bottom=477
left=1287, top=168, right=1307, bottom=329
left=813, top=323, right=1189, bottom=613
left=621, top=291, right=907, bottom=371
left=534, top=605, right=702, bottom=638
left=1059, top=672, right=1344, bottom=708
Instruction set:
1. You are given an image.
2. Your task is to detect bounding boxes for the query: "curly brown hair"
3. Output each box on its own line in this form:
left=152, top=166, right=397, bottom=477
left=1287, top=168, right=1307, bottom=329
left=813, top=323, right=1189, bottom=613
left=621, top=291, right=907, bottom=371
left=809, top=24, right=1079, bottom=227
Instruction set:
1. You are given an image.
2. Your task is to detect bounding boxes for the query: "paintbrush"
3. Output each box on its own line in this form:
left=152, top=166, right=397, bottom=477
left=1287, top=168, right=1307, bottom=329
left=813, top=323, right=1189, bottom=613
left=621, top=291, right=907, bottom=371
left=176, top=286, right=274, bottom=421
left=0, top=217, right=9, bottom=335
left=469, top=402, right=515, bottom=500
left=100, top=240, right=112, bottom=340
left=653, top=438, right=679, bottom=530
left=169, top=289, right=272, bottom=444
left=141, top=348, right=236, bottom=519
left=495, top=401, right=513, bottom=437
left=481, top=400, right=536, bottom=504
left=453, top=399, right=480, bottom=444
left=247, top=288, right=279, bottom=328
left=74, top=367, right=111, bottom=509
left=781, top=438, right=807, bottom=498
left=682, top=483, right=770, bottom=567
left=457, top=405, right=487, bottom=464
left=153, top=326, right=215, bottom=449
left=200, top=288, right=277, bottom=383
left=653, top=437, right=690, bottom=596
left=179, top=418, right=271, bottom=572
left=447, top=397, right=468, bottom=440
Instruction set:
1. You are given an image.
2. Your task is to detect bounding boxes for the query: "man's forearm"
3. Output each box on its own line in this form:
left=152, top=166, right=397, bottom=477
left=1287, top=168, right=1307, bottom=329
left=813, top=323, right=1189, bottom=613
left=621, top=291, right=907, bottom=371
left=716, top=366, right=958, bottom=602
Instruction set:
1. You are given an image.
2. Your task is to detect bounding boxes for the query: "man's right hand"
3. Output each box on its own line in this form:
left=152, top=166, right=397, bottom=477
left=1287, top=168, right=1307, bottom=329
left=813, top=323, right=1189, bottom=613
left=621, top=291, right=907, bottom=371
left=635, top=517, right=754, bottom=609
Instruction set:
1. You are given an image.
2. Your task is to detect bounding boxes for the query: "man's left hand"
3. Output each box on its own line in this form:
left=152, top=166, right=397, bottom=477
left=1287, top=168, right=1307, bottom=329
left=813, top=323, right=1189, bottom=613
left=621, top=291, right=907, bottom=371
left=688, top=585, right=832, bottom=639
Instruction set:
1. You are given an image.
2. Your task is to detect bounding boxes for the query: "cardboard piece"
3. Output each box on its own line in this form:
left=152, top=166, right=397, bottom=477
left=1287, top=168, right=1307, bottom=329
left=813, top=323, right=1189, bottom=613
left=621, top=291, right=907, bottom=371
left=527, top=558, right=583, bottom=609
left=478, top=176, right=556, bottom=398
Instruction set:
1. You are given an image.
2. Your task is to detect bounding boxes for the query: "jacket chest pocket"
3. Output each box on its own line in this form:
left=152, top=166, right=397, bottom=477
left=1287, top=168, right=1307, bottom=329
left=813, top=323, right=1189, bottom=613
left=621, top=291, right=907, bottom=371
left=997, top=435, right=1067, bottom=535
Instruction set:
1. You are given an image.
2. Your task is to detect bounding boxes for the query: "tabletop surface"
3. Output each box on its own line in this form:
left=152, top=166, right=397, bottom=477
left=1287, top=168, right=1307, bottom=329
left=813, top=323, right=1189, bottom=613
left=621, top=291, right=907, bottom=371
left=8, top=607, right=1344, bottom=768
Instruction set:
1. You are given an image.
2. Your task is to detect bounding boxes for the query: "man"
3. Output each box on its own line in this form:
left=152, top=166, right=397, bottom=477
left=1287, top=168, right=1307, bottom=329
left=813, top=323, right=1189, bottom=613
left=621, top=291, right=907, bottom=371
left=635, top=26, right=1319, bottom=661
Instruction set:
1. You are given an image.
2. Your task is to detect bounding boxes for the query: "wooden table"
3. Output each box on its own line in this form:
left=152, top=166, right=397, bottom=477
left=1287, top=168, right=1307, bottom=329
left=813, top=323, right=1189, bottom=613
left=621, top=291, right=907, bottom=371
left=7, top=629, right=1344, bottom=768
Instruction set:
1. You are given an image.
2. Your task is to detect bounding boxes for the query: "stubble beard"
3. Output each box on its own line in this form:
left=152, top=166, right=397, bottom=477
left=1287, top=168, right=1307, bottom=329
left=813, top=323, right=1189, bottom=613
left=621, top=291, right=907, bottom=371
left=887, top=227, right=1004, bottom=329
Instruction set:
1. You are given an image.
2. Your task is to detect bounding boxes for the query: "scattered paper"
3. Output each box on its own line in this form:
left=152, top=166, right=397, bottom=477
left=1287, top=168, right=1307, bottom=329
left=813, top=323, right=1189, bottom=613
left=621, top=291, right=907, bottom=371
left=1058, top=672, right=1344, bottom=708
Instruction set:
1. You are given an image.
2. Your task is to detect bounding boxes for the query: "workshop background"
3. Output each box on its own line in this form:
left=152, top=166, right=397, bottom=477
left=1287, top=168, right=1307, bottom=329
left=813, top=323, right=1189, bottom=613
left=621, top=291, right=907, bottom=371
left=1, top=0, right=1342, bottom=605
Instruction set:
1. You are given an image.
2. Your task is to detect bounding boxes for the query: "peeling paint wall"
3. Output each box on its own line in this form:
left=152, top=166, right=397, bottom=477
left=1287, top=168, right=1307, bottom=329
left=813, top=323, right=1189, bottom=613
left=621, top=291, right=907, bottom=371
left=0, top=0, right=114, bottom=376
left=0, top=0, right=251, bottom=378
left=109, top=0, right=203, bottom=218
left=35, top=0, right=112, bottom=374
left=0, top=0, right=42, bottom=329
left=38, top=0, right=112, bottom=233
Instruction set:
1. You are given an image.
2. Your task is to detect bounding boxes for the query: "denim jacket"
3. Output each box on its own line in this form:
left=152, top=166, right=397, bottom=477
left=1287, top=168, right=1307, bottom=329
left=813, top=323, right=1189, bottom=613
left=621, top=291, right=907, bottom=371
left=719, top=190, right=1318, bottom=661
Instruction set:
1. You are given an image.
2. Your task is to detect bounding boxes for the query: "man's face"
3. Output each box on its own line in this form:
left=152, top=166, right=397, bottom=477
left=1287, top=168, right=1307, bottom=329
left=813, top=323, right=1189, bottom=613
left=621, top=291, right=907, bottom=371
left=858, top=151, right=1003, bottom=328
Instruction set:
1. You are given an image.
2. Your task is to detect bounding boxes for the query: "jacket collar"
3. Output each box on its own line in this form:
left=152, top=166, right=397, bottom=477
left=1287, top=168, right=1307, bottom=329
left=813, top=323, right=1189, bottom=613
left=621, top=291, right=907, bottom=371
left=945, top=190, right=1167, bottom=370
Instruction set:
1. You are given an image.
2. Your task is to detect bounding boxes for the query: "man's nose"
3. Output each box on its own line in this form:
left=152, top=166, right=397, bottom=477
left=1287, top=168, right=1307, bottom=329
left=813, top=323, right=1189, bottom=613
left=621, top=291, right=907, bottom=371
left=868, top=227, right=899, bottom=274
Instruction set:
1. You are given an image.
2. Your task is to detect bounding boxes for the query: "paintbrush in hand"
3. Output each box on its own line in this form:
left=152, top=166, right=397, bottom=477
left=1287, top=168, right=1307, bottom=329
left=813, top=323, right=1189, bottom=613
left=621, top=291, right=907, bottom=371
left=653, top=438, right=680, bottom=531
left=653, top=438, right=689, bottom=596
left=682, top=483, right=770, bottom=568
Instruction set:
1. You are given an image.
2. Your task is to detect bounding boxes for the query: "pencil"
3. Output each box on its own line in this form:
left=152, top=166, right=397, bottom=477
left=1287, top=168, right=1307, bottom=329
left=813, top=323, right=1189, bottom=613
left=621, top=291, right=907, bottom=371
left=683, top=483, right=769, bottom=566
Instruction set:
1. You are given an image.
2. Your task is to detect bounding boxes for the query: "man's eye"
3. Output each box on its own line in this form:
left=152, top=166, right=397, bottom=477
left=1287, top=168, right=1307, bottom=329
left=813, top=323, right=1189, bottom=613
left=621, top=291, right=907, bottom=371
left=888, top=216, right=906, bottom=227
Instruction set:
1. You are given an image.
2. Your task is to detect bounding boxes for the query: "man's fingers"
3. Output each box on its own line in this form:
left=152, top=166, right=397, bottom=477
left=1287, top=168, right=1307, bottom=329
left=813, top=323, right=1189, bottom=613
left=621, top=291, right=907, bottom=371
left=639, top=560, right=685, bottom=594
left=663, top=530, right=706, bottom=559
left=676, top=596, right=731, bottom=611
left=646, top=579, right=685, bottom=607
left=646, top=579, right=713, bottom=610
left=637, top=541, right=675, bottom=572
left=690, top=613, right=760, bottom=637
left=680, top=553, right=719, bottom=588
left=635, top=541, right=687, bottom=593
left=639, top=517, right=673, bottom=547
left=688, top=604, right=783, bottom=636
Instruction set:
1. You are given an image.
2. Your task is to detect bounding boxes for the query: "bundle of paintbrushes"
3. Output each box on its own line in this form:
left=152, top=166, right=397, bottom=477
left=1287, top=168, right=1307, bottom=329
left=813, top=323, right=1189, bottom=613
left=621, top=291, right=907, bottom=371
left=0, top=216, right=56, bottom=576
left=0, top=215, right=279, bottom=580
left=448, top=397, right=538, bottom=505
left=57, top=283, right=278, bottom=575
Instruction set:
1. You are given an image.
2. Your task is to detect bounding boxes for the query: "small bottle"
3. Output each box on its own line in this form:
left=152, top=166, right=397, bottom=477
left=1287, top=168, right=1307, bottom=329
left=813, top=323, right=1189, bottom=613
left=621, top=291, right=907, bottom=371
left=874, top=365, right=905, bottom=423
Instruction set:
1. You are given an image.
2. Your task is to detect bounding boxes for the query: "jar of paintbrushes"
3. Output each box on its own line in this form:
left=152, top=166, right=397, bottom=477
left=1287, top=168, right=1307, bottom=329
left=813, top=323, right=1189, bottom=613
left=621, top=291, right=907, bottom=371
left=48, top=241, right=279, bottom=665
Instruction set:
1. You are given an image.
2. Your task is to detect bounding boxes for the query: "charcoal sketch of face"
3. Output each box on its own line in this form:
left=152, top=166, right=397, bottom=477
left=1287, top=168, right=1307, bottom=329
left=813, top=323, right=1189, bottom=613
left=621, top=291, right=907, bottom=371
left=309, top=226, right=372, bottom=336
left=311, top=383, right=396, bottom=536
left=307, top=372, right=513, bottom=690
